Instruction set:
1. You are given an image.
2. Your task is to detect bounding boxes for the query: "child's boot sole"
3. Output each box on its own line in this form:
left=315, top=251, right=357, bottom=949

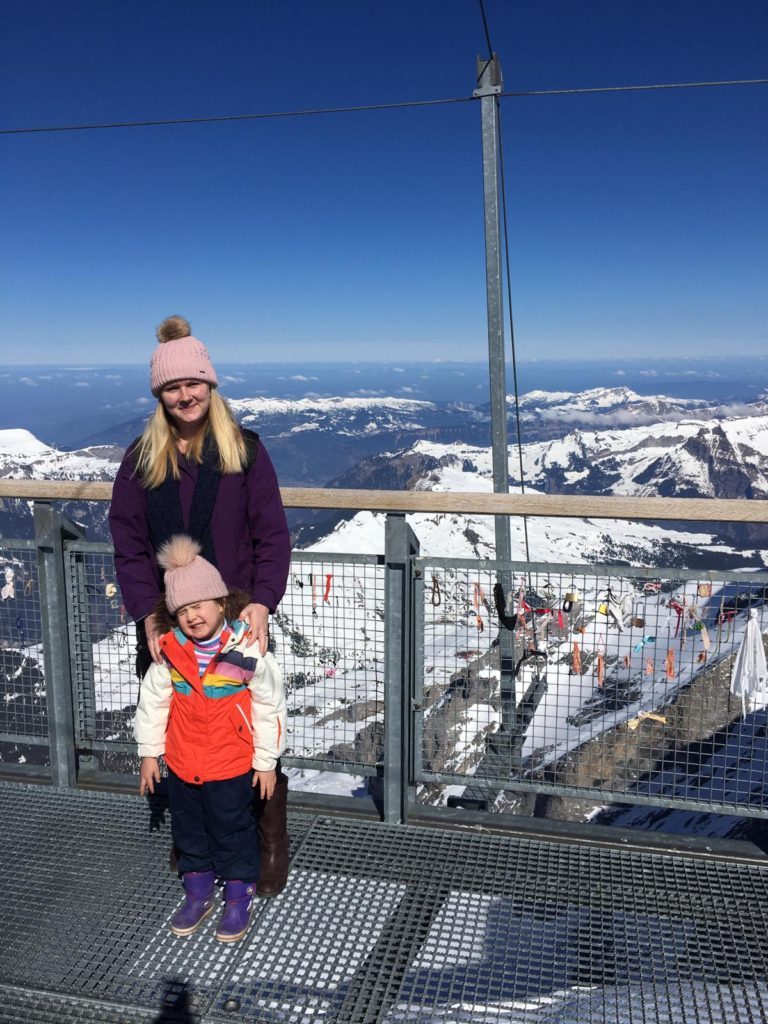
left=215, top=921, right=251, bottom=943
left=169, top=901, right=215, bottom=937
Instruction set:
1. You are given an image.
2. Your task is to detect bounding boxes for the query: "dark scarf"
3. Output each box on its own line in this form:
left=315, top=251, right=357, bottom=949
left=145, top=431, right=222, bottom=569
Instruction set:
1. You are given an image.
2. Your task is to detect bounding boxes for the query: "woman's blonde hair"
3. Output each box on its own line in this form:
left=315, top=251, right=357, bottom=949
left=134, top=389, right=248, bottom=488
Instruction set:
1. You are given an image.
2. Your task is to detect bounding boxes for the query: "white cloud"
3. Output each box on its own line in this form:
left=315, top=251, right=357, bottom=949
left=613, top=370, right=626, bottom=377
left=661, top=369, right=724, bottom=380
left=289, top=374, right=319, bottom=382
left=135, top=397, right=151, bottom=405
left=392, top=367, right=405, bottom=373
left=19, top=377, right=38, bottom=386
left=105, top=374, right=122, bottom=381
left=639, top=370, right=658, bottom=377
left=75, top=382, right=90, bottom=387
left=399, top=386, right=419, bottom=394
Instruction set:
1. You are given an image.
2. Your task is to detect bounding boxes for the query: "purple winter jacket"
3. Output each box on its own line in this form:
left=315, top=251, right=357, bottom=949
left=108, top=439, right=291, bottom=622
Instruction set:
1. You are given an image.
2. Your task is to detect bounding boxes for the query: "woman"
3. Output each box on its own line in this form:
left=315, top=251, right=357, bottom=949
left=109, top=315, right=291, bottom=897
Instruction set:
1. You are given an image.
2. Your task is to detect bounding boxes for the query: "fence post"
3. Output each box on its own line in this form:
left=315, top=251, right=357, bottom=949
left=34, top=502, right=83, bottom=787
left=66, top=547, right=98, bottom=776
left=383, top=513, right=420, bottom=823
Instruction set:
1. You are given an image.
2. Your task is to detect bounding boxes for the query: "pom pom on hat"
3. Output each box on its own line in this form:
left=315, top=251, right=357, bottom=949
left=156, top=315, right=191, bottom=343
left=150, top=314, right=218, bottom=396
left=158, top=535, right=228, bottom=614
left=157, top=535, right=202, bottom=572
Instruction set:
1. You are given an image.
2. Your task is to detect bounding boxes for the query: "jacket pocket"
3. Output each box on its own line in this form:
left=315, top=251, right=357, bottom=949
left=230, top=703, right=253, bottom=746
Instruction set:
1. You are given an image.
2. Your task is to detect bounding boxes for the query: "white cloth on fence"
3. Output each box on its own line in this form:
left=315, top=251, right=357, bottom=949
left=730, top=608, right=768, bottom=715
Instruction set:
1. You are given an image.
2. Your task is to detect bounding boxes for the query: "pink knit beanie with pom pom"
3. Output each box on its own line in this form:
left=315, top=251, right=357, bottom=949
left=157, top=535, right=228, bottom=613
left=150, top=315, right=219, bottom=396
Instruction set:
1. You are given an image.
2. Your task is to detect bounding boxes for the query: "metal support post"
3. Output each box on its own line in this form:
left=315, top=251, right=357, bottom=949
left=33, top=502, right=83, bottom=787
left=67, top=548, right=98, bottom=775
left=382, top=513, right=420, bottom=823
left=475, top=54, right=517, bottom=738
left=475, top=53, right=510, bottom=562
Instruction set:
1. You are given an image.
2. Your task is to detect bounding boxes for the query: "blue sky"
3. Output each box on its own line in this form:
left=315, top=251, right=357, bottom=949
left=1, top=0, right=766, bottom=364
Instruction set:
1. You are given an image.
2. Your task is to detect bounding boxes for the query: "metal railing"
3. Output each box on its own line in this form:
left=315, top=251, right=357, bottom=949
left=2, top=485, right=768, bottom=828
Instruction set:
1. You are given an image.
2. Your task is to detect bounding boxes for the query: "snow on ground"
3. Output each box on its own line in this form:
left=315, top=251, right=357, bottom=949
left=284, top=766, right=366, bottom=797
left=306, top=483, right=713, bottom=565
left=417, top=561, right=768, bottom=772
left=91, top=622, right=138, bottom=712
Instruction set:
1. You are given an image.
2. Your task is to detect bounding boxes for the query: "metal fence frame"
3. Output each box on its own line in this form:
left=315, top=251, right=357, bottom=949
left=4, top=501, right=768, bottom=825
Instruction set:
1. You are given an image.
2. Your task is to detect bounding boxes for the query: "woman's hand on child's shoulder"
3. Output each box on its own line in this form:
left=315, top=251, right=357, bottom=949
left=139, top=756, right=161, bottom=796
left=253, top=768, right=277, bottom=799
left=239, top=602, right=270, bottom=656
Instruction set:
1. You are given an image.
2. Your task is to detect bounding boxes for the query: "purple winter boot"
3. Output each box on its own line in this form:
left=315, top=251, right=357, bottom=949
left=169, top=871, right=216, bottom=937
left=215, top=880, right=255, bottom=943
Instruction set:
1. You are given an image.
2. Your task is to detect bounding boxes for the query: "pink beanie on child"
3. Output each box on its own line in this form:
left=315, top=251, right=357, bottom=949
left=150, top=315, right=219, bottom=396
left=157, top=536, right=228, bottom=614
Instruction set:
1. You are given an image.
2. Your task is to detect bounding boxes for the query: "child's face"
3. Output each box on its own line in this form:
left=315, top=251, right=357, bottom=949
left=176, top=599, right=226, bottom=642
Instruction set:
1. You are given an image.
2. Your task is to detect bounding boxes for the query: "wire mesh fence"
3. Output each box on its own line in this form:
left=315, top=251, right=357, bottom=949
left=66, top=543, right=138, bottom=759
left=274, top=553, right=386, bottom=775
left=8, top=525, right=768, bottom=821
left=0, top=540, right=49, bottom=765
left=62, top=544, right=386, bottom=777
left=415, top=558, right=768, bottom=817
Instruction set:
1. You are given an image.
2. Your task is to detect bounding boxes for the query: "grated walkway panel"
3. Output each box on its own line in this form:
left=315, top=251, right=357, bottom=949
left=1, top=783, right=767, bottom=1023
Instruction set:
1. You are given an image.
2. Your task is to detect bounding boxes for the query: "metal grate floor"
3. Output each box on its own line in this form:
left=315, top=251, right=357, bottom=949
left=0, top=783, right=767, bottom=1023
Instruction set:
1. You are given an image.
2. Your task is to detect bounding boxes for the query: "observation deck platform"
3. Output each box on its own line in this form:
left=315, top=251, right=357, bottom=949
left=2, top=781, right=768, bottom=1024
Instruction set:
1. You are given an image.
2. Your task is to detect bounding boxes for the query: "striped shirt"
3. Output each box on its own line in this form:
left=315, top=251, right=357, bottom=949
left=192, top=629, right=224, bottom=677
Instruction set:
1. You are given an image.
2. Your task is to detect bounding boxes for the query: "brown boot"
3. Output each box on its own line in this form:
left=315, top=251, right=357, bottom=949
left=256, top=774, right=290, bottom=897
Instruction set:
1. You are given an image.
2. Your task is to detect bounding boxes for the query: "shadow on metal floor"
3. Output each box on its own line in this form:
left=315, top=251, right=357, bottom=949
left=1, top=781, right=768, bottom=1023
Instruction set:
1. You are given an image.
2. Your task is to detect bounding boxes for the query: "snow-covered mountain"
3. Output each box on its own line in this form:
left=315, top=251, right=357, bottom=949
left=335, top=413, right=768, bottom=505
left=229, top=395, right=442, bottom=436
left=520, top=414, right=768, bottom=499
left=511, top=385, right=764, bottom=436
left=0, top=429, right=121, bottom=480
left=3, top=396, right=768, bottom=556
left=74, top=396, right=491, bottom=486
left=308, top=465, right=750, bottom=569
left=0, top=429, right=121, bottom=539
left=516, top=385, right=713, bottom=420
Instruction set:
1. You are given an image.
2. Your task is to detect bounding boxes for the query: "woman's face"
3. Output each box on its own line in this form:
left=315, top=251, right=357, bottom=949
left=160, top=380, right=211, bottom=431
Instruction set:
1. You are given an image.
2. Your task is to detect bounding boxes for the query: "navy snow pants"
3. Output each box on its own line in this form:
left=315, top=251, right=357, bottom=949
left=167, top=768, right=260, bottom=882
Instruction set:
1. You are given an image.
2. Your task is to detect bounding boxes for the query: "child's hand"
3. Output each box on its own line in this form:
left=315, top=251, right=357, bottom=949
left=139, top=757, right=161, bottom=796
left=253, top=769, right=276, bottom=799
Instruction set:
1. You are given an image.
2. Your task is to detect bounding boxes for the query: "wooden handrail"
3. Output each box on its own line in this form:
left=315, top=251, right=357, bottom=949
left=0, top=479, right=766, bottom=522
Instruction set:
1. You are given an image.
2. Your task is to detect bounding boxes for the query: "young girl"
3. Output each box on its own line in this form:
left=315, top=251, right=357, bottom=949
left=135, top=535, right=286, bottom=943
